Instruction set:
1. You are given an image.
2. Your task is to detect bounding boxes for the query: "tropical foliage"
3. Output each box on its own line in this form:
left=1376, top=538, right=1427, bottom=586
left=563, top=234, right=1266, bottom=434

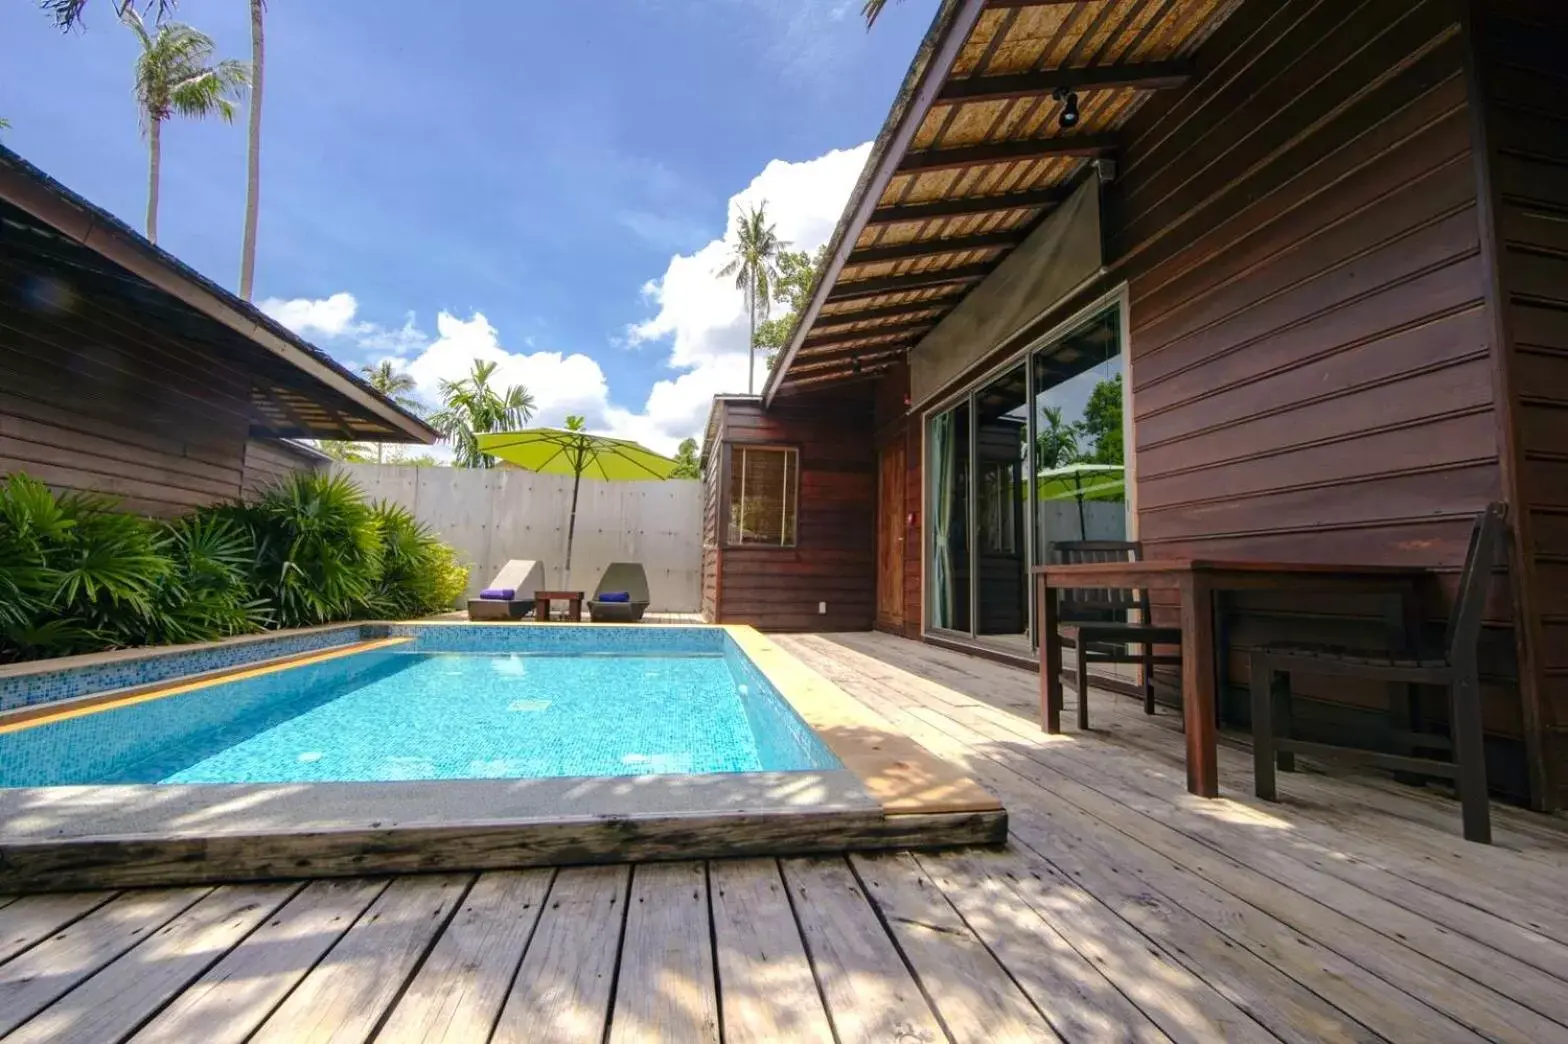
left=755, top=245, right=827, bottom=368
left=718, top=202, right=787, bottom=395
left=0, top=471, right=467, bottom=664
left=124, top=9, right=249, bottom=243
left=360, top=360, right=423, bottom=463
left=429, top=360, right=535, bottom=469
left=1032, top=375, right=1125, bottom=471
left=671, top=437, right=701, bottom=479
left=42, top=0, right=177, bottom=30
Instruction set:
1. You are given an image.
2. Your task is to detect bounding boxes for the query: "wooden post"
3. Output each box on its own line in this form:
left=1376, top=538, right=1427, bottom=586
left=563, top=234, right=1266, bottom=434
left=1178, top=571, right=1219, bottom=797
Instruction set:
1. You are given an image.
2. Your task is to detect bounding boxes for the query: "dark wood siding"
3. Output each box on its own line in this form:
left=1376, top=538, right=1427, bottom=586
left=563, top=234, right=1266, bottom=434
left=1471, top=0, right=1568, bottom=807
left=240, top=439, right=322, bottom=498
left=0, top=311, right=253, bottom=517
left=1107, top=0, right=1533, bottom=794
left=707, top=396, right=876, bottom=632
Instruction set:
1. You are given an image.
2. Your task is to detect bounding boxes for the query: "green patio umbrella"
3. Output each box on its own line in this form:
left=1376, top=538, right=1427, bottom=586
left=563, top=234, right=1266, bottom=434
left=1034, top=463, right=1125, bottom=538
left=476, top=425, right=678, bottom=587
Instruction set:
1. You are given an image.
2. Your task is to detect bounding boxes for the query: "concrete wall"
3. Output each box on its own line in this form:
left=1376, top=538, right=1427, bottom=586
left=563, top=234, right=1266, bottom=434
left=336, top=464, right=704, bottom=611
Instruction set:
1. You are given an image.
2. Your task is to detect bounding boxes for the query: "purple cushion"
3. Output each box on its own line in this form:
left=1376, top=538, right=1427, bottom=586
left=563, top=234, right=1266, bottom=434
left=597, top=591, right=631, bottom=603
left=480, top=588, right=516, bottom=600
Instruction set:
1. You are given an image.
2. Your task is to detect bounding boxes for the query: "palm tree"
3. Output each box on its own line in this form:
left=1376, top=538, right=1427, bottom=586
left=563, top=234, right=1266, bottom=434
left=43, top=0, right=177, bottom=30
left=862, top=0, right=898, bottom=27
left=360, top=360, right=422, bottom=464
left=717, top=203, right=787, bottom=395
left=428, top=360, right=536, bottom=469
left=238, top=0, right=265, bottom=299
left=124, top=9, right=249, bottom=243
left=1034, top=406, right=1082, bottom=472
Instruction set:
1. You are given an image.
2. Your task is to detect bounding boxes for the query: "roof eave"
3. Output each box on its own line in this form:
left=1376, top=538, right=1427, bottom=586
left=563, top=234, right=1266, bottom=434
left=0, top=146, right=441, bottom=445
left=760, top=0, right=991, bottom=408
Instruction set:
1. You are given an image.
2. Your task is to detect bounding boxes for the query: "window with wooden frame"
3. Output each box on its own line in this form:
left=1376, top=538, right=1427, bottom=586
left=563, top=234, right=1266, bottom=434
left=725, top=445, right=798, bottom=547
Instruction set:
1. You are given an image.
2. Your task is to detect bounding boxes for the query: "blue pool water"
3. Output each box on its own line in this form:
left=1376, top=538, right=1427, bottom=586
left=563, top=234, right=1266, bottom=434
left=0, top=636, right=842, bottom=787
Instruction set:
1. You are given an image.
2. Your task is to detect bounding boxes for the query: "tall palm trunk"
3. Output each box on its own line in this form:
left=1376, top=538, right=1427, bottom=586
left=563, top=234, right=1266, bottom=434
left=146, top=118, right=161, bottom=242
left=746, top=277, right=757, bottom=394
left=239, top=0, right=264, bottom=299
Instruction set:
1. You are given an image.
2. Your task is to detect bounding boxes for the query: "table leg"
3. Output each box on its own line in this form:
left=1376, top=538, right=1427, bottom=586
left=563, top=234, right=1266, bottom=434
left=570, top=597, right=582, bottom=622
left=1179, top=574, right=1220, bottom=798
left=1039, top=577, right=1063, bottom=733
left=536, top=596, right=551, bottom=622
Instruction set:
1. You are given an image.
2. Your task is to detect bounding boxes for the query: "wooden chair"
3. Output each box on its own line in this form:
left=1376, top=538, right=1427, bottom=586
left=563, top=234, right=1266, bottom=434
left=1249, top=503, right=1506, bottom=844
left=1052, top=541, right=1184, bottom=730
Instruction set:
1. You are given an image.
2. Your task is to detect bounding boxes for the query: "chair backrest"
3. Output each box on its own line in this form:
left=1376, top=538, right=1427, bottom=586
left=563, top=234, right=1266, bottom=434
left=489, top=560, right=543, bottom=598
left=595, top=562, right=650, bottom=602
left=1445, top=503, right=1507, bottom=662
left=1052, top=540, right=1148, bottom=621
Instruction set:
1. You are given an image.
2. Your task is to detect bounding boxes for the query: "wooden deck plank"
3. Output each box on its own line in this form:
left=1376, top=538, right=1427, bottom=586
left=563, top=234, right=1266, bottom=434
left=839, top=676, right=1389, bottom=1044
left=779, top=856, right=947, bottom=1044
left=708, top=858, right=835, bottom=1044
left=248, top=874, right=470, bottom=1044
left=5, top=883, right=299, bottom=1044
left=912, top=850, right=1174, bottom=1044
left=848, top=850, right=1057, bottom=1042
left=0, top=888, right=207, bottom=1037
left=130, top=877, right=389, bottom=1044
left=375, top=870, right=553, bottom=1044
left=784, top=635, right=1488, bottom=1044
left=608, top=861, right=720, bottom=1044
left=492, top=864, right=628, bottom=1044
left=793, top=635, right=1563, bottom=1044
left=0, top=892, right=116, bottom=966
left=881, top=682, right=1568, bottom=1031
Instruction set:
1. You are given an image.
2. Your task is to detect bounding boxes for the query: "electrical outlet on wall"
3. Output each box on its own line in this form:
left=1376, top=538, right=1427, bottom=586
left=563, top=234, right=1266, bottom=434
left=818, top=601, right=827, bottom=614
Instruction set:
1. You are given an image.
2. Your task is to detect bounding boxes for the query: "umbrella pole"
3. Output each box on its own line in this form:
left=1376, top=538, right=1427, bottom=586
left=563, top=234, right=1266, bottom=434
left=565, top=467, right=582, bottom=589
left=1074, top=473, right=1087, bottom=538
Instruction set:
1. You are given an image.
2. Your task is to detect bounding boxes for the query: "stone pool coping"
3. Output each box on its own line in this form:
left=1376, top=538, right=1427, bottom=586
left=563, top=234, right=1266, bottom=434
left=0, top=621, right=1007, bottom=891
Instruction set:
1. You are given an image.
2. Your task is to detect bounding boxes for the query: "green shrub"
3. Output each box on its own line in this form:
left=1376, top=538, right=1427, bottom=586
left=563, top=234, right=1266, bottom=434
left=0, top=470, right=469, bottom=664
left=367, top=501, right=469, bottom=618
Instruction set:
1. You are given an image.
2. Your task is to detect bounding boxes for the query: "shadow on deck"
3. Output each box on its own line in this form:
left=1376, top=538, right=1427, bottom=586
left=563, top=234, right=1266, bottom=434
left=1, top=630, right=1565, bottom=1041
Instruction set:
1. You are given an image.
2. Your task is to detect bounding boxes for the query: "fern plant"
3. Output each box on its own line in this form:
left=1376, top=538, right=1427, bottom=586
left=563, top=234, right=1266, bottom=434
left=0, top=471, right=468, bottom=663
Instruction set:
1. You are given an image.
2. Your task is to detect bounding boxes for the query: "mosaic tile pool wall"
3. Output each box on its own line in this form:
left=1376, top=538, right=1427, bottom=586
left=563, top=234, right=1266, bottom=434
left=0, top=625, right=375, bottom=712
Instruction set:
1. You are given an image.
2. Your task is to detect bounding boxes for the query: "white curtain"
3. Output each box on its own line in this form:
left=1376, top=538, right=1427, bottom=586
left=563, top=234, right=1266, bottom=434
left=931, top=411, right=954, bottom=628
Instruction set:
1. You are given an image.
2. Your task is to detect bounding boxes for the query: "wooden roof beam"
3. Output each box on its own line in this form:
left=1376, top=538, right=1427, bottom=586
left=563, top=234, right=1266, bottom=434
left=814, top=300, right=953, bottom=328
left=802, top=319, right=935, bottom=349
left=867, top=187, right=1068, bottom=226
left=825, top=263, right=992, bottom=303
left=938, top=60, right=1194, bottom=105
left=790, top=347, right=908, bottom=375
left=846, top=229, right=1022, bottom=266
left=899, top=134, right=1116, bottom=174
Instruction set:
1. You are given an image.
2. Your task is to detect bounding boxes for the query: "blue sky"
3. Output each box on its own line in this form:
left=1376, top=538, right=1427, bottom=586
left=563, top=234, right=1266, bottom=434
left=0, top=0, right=933, bottom=452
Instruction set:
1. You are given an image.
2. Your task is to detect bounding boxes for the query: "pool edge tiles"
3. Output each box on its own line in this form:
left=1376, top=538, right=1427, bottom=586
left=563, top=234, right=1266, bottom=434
left=0, top=621, right=1008, bottom=891
left=721, top=625, right=1004, bottom=817
left=0, top=638, right=413, bottom=736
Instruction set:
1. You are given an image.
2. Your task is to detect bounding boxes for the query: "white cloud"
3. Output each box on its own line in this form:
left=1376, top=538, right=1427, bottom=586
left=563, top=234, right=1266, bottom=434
left=261, top=143, right=870, bottom=457
left=260, top=291, right=359, bottom=337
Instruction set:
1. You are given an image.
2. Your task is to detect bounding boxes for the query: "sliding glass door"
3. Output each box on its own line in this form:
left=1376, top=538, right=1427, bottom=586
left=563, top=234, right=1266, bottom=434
left=926, top=302, right=1127, bottom=651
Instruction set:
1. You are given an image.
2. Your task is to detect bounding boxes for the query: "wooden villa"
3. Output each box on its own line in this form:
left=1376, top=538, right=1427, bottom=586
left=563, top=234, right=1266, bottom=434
left=0, top=146, right=438, bottom=513
left=701, top=0, right=1568, bottom=813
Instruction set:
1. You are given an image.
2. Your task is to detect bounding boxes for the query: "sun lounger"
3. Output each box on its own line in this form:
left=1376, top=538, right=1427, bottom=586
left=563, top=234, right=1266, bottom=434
left=466, top=559, right=544, bottom=621
left=587, top=562, right=651, bottom=623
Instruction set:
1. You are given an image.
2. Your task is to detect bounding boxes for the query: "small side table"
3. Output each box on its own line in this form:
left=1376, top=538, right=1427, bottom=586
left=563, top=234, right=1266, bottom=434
left=534, top=590, right=585, bottom=622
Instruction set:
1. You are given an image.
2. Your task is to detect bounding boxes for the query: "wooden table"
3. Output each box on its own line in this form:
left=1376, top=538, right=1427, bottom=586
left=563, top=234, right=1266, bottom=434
left=534, top=590, right=585, bottom=622
left=1034, top=559, right=1429, bottom=798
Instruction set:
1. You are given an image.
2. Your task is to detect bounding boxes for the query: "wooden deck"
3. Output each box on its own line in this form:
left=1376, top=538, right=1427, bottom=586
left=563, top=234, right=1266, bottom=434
left=3, top=631, right=1567, bottom=1042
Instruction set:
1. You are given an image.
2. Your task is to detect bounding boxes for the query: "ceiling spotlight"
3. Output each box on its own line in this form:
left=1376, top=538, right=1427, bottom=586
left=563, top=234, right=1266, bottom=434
left=1053, top=86, right=1080, bottom=129
left=851, top=355, right=863, bottom=374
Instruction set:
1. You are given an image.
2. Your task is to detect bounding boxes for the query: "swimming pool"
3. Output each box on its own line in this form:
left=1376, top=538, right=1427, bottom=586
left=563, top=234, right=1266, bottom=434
left=0, top=623, right=1005, bottom=893
left=0, top=629, right=840, bottom=788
